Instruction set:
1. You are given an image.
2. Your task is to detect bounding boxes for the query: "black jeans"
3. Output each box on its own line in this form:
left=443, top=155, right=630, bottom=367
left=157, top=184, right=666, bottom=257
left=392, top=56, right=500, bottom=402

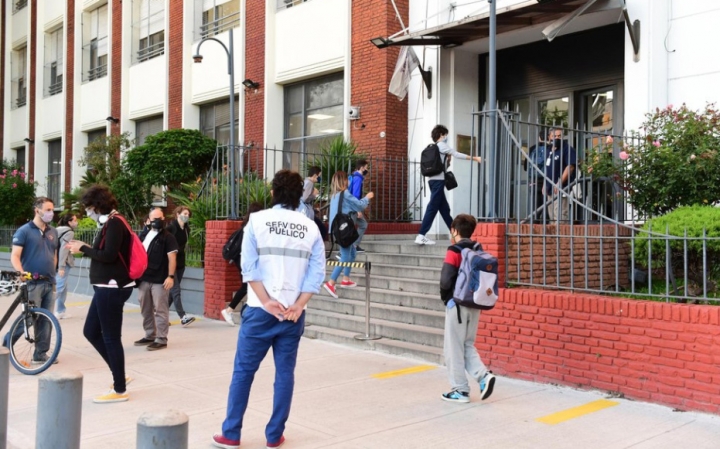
left=229, top=261, right=248, bottom=310
left=83, top=286, right=132, bottom=393
left=168, top=266, right=186, bottom=317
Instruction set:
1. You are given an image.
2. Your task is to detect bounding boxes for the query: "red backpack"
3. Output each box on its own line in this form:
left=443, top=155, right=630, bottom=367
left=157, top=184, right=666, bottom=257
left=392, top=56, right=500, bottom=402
left=101, top=214, right=148, bottom=280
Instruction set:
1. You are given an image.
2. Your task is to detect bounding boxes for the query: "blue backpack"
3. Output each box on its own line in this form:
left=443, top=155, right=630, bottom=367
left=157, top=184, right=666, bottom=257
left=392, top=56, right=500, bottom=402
left=452, top=243, right=499, bottom=311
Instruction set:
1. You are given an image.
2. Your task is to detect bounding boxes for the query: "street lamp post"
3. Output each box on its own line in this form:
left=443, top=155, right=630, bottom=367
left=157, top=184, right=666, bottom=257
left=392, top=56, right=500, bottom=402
left=193, top=28, right=239, bottom=219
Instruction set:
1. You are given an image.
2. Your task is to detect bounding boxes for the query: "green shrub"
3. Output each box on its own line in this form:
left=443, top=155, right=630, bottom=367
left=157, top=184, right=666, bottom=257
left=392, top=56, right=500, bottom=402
left=306, top=137, right=364, bottom=196
left=0, top=166, right=36, bottom=226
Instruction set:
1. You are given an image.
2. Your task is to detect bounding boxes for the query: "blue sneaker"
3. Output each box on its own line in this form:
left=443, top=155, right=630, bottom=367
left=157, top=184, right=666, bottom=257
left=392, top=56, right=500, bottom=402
left=480, top=371, right=496, bottom=400
left=441, top=390, right=470, bottom=403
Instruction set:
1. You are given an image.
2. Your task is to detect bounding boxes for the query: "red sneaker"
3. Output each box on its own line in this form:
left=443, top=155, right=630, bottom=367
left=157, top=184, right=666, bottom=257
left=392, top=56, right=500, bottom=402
left=267, top=435, right=285, bottom=448
left=212, top=433, right=240, bottom=449
left=323, top=281, right=338, bottom=298
left=339, top=280, right=357, bottom=288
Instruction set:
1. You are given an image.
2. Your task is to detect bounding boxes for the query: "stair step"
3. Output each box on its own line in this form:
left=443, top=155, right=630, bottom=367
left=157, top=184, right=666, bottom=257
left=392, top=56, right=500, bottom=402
left=303, top=325, right=444, bottom=366
left=359, top=240, right=449, bottom=257
left=316, top=285, right=445, bottom=311
left=367, top=264, right=441, bottom=281
left=310, top=296, right=445, bottom=329
left=322, top=272, right=439, bottom=295
left=330, top=252, right=445, bottom=268
left=305, top=309, right=445, bottom=348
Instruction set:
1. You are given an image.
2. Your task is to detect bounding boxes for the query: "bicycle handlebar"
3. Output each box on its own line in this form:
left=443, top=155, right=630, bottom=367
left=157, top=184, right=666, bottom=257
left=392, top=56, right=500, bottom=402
left=0, top=271, right=51, bottom=281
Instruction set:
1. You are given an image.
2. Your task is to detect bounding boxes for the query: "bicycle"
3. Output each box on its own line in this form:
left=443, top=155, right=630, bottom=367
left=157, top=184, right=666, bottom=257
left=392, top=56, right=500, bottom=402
left=0, top=270, right=62, bottom=375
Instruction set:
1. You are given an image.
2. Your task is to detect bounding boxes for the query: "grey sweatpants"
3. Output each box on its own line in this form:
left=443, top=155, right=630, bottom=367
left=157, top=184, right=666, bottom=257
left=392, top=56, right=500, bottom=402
left=138, top=281, right=170, bottom=344
left=444, top=304, right=488, bottom=394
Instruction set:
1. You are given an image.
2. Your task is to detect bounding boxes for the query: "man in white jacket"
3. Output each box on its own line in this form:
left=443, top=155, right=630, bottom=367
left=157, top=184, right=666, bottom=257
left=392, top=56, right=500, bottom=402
left=212, top=169, right=326, bottom=449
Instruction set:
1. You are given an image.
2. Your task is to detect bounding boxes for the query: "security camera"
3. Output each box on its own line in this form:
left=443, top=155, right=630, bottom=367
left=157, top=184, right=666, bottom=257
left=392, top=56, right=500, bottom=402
left=347, top=106, right=360, bottom=120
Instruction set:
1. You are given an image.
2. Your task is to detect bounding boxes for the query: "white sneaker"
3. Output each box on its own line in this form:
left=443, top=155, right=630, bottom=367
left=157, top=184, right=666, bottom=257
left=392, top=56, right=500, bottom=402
left=220, top=308, right=235, bottom=326
left=55, top=311, right=70, bottom=319
left=414, top=234, right=436, bottom=245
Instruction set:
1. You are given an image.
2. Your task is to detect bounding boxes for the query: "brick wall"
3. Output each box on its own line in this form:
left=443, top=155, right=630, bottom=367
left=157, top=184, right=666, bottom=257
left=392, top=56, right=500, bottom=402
left=167, top=0, right=183, bottom=129
left=244, top=0, right=265, bottom=175
left=110, top=0, right=122, bottom=136
left=477, top=288, right=720, bottom=414
left=506, top=224, right=633, bottom=290
left=203, top=220, right=242, bottom=319
left=473, top=223, right=507, bottom=287
left=28, top=0, right=37, bottom=178
left=64, top=0, right=75, bottom=191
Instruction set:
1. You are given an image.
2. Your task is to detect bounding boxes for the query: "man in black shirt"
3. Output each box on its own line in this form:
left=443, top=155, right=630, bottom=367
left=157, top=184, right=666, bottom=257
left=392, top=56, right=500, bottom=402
left=134, top=207, right=178, bottom=351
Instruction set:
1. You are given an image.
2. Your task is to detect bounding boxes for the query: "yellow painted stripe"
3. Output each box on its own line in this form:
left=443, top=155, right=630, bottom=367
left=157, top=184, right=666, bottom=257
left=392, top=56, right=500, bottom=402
left=66, top=301, right=91, bottom=307
left=372, top=365, right=437, bottom=379
left=536, top=399, right=619, bottom=425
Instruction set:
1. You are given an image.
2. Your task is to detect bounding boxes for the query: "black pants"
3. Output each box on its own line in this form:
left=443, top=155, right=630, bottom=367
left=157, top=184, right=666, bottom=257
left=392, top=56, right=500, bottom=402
left=84, top=286, right=133, bottom=393
left=313, top=214, right=328, bottom=241
left=229, top=261, right=248, bottom=310
left=168, top=266, right=186, bottom=317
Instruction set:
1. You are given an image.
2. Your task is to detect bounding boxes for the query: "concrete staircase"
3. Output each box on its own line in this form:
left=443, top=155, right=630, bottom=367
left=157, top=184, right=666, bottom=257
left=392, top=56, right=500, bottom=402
left=305, top=235, right=449, bottom=365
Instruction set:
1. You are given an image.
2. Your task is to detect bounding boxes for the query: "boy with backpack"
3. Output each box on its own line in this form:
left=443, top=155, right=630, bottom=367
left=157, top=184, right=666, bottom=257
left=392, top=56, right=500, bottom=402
left=439, top=213, right=496, bottom=403
left=349, top=159, right=369, bottom=253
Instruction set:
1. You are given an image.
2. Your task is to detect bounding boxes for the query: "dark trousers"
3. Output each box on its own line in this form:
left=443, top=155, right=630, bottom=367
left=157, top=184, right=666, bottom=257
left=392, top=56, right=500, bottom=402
left=419, top=180, right=453, bottom=236
left=312, top=215, right=328, bottom=241
left=168, top=266, right=186, bottom=317
left=229, top=261, right=248, bottom=310
left=83, top=286, right=132, bottom=393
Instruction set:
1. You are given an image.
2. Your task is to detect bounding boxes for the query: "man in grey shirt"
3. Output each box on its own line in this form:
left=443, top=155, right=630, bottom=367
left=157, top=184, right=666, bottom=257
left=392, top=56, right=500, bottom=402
left=302, top=166, right=327, bottom=241
left=416, top=125, right=482, bottom=245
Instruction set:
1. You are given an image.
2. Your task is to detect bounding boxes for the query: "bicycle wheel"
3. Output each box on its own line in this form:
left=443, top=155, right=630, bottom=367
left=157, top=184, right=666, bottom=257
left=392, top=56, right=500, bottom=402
left=7, top=307, right=62, bottom=375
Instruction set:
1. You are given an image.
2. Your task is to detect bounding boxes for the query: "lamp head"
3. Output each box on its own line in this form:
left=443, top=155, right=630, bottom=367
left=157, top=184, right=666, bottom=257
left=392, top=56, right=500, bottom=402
left=193, top=54, right=203, bottom=63
left=242, top=79, right=260, bottom=89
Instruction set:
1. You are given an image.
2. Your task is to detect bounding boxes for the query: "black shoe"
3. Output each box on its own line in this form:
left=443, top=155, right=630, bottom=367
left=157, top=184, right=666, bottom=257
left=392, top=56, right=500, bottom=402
left=181, top=315, right=196, bottom=327
left=355, top=246, right=366, bottom=253
left=32, top=354, right=58, bottom=365
left=134, top=337, right=154, bottom=346
left=147, top=342, right=167, bottom=351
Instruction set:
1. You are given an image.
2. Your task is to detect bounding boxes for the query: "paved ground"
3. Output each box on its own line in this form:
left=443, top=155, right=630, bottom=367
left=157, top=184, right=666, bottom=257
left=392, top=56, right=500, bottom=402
left=3, top=292, right=720, bottom=449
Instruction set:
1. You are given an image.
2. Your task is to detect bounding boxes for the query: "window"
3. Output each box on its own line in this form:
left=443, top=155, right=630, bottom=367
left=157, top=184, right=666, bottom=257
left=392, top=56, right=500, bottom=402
left=47, top=140, right=62, bottom=206
left=13, top=147, right=25, bottom=170
left=11, top=46, right=27, bottom=109
left=13, top=0, right=27, bottom=14
left=200, top=98, right=239, bottom=144
left=276, top=0, right=309, bottom=10
left=85, top=129, right=106, bottom=171
left=44, top=28, right=64, bottom=97
left=283, top=73, right=343, bottom=169
left=133, top=0, right=165, bottom=63
left=82, top=5, right=108, bottom=82
left=196, top=0, right=240, bottom=39
left=135, top=115, right=163, bottom=145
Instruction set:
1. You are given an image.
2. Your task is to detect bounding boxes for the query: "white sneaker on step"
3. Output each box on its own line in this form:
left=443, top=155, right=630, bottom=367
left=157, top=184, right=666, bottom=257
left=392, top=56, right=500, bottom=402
left=414, top=235, right=436, bottom=245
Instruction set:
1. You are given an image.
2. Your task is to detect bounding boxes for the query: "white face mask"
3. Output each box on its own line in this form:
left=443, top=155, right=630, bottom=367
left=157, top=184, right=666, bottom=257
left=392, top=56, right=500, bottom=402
left=87, top=209, right=101, bottom=222
left=40, top=211, right=54, bottom=224
left=178, top=215, right=189, bottom=224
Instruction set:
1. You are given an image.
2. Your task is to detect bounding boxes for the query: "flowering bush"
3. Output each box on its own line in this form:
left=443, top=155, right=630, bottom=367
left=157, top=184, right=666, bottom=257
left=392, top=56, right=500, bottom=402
left=582, top=104, right=720, bottom=217
left=0, top=164, right=36, bottom=225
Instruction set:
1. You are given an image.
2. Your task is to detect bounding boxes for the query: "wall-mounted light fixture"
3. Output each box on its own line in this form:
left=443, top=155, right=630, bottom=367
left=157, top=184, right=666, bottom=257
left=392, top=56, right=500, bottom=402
left=242, top=79, right=260, bottom=90
left=23, top=138, right=34, bottom=144
left=106, top=116, right=120, bottom=123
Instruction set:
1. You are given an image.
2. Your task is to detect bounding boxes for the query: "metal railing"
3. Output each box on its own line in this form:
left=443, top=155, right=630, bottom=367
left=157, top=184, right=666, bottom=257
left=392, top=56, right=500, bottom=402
left=87, top=64, right=107, bottom=81
left=199, top=12, right=240, bottom=39
left=13, top=0, right=27, bottom=13
left=137, top=41, right=165, bottom=63
left=198, top=145, right=424, bottom=222
left=476, top=109, right=720, bottom=303
left=276, top=0, right=309, bottom=10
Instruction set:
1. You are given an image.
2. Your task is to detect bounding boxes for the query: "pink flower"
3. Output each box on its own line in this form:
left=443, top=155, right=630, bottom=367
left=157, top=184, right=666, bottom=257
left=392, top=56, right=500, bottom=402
left=11, top=170, right=17, bottom=176
left=0, top=175, right=5, bottom=179
left=653, top=141, right=661, bottom=147
left=690, top=154, right=697, bottom=160
left=2, top=169, right=5, bottom=174
left=19, top=173, right=25, bottom=179
left=619, top=151, right=629, bottom=160
left=667, top=104, right=673, bottom=110
left=605, top=136, right=614, bottom=144
left=12, top=183, right=16, bottom=188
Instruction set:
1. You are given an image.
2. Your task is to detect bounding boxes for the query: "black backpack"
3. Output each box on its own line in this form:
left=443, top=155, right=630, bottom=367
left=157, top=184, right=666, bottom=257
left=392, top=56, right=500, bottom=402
left=420, top=143, right=445, bottom=177
left=222, top=227, right=244, bottom=262
left=331, top=191, right=359, bottom=248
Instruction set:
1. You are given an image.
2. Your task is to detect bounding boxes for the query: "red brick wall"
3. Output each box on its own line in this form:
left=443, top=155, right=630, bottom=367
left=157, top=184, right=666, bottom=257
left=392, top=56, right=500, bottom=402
left=110, top=0, right=122, bottom=136
left=28, top=0, right=37, bottom=178
left=167, top=0, right=183, bottom=129
left=477, top=288, right=720, bottom=414
left=350, top=0, right=409, bottom=220
left=64, top=0, right=75, bottom=191
left=203, top=220, right=243, bottom=319
left=244, top=0, right=265, bottom=175
left=473, top=223, right=507, bottom=287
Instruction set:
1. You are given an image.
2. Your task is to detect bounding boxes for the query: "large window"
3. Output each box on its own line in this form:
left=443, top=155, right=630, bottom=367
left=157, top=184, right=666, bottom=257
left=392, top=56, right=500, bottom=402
left=283, top=73, right=343, bottom=168
left=85, top=129, right=106, bottom=171
left=200, top=98, right=239, bottom=144
left=44, top=28, right=63, bottom=97
left=132, top=0, right=165, bottom=64
left=11, top=46, right=27, bottom=109
left=82, top=5, right=108, bottom=82
left=195, top=0, right=240, bottom=39
left=136, top=115, right=164, bottom=145
left=47, top=140, right=62, bottom=205
left=13, top=147, right=25, bottom=170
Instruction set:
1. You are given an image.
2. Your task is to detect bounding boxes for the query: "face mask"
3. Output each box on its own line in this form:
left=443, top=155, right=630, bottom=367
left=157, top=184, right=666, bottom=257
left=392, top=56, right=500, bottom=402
left=40, top=211, right=54, bottom=224
left=362, top=169, right=368, bottom=176
left=87, top=209, right=101, bottom=222
left=178, top=215, right=189, bottom=224
left=442, top=136, right=449, bottom=143
left=69, top=221, right=78, bottom=229
left=151, top=218, right=164, bottom=230
left=316, top=177, right=322, bottom=184
left=554, top=138, right=562, bottom=149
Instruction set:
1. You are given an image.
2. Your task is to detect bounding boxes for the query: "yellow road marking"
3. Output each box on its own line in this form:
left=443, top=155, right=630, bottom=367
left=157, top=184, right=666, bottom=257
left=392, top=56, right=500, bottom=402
left=66, top=301, right=91, bottom=307
left=536, top=399, right=619, bottom=425
left=372, top=365, right=437, bottom=379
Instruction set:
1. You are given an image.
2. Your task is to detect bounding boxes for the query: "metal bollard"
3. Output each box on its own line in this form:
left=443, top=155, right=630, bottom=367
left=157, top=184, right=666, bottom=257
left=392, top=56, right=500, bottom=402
left=0, top=348, right=8, bottom=449
left=36, top=371, right=83, bottom=449
left=137, top=410, right=189, bottom=449
left=354, top=258, right=381, bottom=341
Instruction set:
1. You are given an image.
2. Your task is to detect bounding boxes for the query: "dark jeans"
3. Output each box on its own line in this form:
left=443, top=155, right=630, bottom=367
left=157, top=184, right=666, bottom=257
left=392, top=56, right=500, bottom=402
left=419, top=180, right=453, bottom=236
left=6, top=280, right=54, bottom=359
left=84, top=286, right=132, bottom=393
left=312, top=215, right=328, bottom=241
left=229, top=261, right=248, bottom=310
left=168, top=266, right=186, bottom=317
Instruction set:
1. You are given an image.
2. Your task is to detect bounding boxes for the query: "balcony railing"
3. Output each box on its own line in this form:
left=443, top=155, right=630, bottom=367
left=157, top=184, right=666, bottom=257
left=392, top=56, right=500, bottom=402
left=13, top=0, right=27, bottom=13
left=199, top=11, right=239, bottom=39
left=137, top=41, right=165, bottom=63
left=87, top=64, right=107, bottom=81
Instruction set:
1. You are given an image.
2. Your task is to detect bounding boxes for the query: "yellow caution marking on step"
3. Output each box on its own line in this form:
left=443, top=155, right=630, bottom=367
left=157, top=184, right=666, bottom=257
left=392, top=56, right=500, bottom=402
left=66, top=301, right=91, bottom=307
left=372, top=365, right=437, bottom=379
left=536, top=399, right=620, bottom=425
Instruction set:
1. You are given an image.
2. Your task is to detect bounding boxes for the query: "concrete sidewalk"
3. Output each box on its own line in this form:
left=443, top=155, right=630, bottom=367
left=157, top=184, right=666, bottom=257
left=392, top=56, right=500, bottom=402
left=4, top=292, right=720, bottom=449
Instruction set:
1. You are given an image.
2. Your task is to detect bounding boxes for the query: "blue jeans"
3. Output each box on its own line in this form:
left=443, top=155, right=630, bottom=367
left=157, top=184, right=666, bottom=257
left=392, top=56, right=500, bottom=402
left=221, top=307, right=305, bottom=443
left=83, top=286, right=132, bottom=393
left=352, top=213, right=368, bottom=246
left=55, top=264, right=72, bottom=314
left=419, top=180, right=453, bottom=236
left=6, top=280, right=55, bottom=358
left=331, top=245, right=356, bottom=281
